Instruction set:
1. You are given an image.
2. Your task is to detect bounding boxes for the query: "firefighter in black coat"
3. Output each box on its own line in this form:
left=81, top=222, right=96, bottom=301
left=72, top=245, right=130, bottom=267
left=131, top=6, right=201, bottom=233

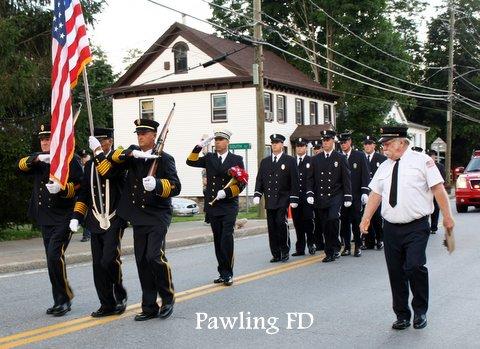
left=186, top=129, right=246, bottom=286
left=427, top=149, right=446, bottom=234
left=291, top=138, right=315, bottom=256
left=338, top=133, right=370, bottom=257
left=101, top=119, right=181, bottom=322
left=69, top=128, right=128, bottom=318
left=306, top=130, right=352, bottom=263
left=311, top=140, right=325, bottom=251
left=363, top=135, right=387, bottom=249
left=17, top=123, right=83, bottom=316
left=254, top=134, right=300, bottom=263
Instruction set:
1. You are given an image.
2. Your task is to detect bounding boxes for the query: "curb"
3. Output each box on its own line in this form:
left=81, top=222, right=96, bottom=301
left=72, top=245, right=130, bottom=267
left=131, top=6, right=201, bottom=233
left=0, top=225, right=268, bottom=274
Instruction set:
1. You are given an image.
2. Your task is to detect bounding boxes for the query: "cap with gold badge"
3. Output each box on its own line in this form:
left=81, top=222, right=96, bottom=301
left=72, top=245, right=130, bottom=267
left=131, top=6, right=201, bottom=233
left=134, top=119, right=159, bottom=133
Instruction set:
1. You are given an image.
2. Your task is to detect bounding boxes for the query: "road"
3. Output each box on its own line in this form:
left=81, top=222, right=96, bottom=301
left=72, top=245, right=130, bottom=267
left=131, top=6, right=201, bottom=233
left=0, top=204, right=479, bottom=348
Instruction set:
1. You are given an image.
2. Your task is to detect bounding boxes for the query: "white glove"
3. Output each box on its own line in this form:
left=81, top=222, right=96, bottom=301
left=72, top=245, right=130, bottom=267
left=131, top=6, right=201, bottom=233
left=142, top=176, right=157, bottom=191
left=290, top=202, right=298, bottom=208
left=253, top=196, right=260, bottom=205
left=131, top=150, right=158, bottom=159
left=197, top=136, right=214, bottom=148
left=69, top=219, right=79, bottom=233
left=88, top=136, right=101, bottom=153
left=307, top=197, right=314, bottom=205
left=344, top=201, right=352, bottom=208
left=46, top=181, right=62, bottom=194
left=37, top=154, right=51, bottom=164
left=361, top=194, right=369, bottom=205
left=215, top=190, right=226, bottom=200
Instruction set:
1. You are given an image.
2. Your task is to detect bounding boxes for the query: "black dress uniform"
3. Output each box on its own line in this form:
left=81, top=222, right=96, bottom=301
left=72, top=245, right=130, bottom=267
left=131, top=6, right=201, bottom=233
left=72, top=128, right=127, bottom=315
left=364, top=137, right=387, bottom=249
left=254, top=134, right=299, bottom=262
left=186, top=130, right=246, bottom=283
left=306, top=130, right=352, bottom=262
left=311, top=140, right=325, bottom=250
left=291, top=138, right=315, bottom=256
left=105, top=119, right=181, bottom=318
left=339, top=133, right=370, bottom=256
left=17, top=123, right=83, bottom=314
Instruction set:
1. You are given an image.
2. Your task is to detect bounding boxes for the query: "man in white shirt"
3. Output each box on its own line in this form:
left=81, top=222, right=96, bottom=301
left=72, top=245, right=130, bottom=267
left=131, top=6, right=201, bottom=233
left=360, top=126, right=454, bottom=331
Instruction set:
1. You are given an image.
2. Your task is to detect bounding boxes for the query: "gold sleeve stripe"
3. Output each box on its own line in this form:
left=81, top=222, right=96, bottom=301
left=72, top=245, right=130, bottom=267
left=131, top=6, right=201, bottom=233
left=97, top=159, right=111, bottom=176
left=19, top=157, right=30, bottom=171
left=112, top=147, right=125, bottom=163
left=74, top=202, right=88, bottom=216
left=187, top=152, right=200, bottom=161
left=230, top=185, right=240, bottom=197
left=65, top=182, right=75, bottom=199
left=160, top=179, right=172, bottom=198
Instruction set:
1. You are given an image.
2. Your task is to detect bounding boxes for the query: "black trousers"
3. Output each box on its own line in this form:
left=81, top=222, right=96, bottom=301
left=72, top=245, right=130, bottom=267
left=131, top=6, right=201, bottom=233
left=133, top=225, right=174, bottom=314
left=266, top=208, right=290, bottom=258
left=340, top=203, right=362, bottom=251
left=366, top=207, right=383, bottom=247
left=291, top=207, right=314, bottom=253
left=210, top=214, right=236, bottom=278
left=315, top=199, right=341, bottom=258
left=384, top=217, right=430, bottom=320
left=41, top=223, right=74, bottom=305
left=430, top=199, right=440, bottom=232
left=91, top=221, right=127, bottom=310
left=313, top=212, right=325, bottom=250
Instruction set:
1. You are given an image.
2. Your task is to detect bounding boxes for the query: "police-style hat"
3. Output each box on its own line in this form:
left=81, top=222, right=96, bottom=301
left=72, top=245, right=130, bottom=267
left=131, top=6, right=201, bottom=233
left=134, top=119, right=159, bottom=133
left=294, top=137, right=307, bottom=146
left=427, top=149, right=438, bottom=156
left=214, top=129, right=232, bottom=140
left=339, top=133, right=352, bottom=142
left=378, top=125, right=408, bottom=143
left=363, top=135, right=377, bottom=144
left=312, top=140, right=322, bottom=149
left=94, top=127, right=114, bottom=139
left=270, top=134, right=286, bottom=143
left=38, top=123, right=51, bottom=137
left=411, top=146, right=423, bottom=152
left=321, top=130, right=336, bottom=140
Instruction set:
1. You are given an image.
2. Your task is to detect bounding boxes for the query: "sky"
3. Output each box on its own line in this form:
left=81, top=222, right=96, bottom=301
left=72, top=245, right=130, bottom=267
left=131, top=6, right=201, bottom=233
left=88, top=0, right=445, bottom=75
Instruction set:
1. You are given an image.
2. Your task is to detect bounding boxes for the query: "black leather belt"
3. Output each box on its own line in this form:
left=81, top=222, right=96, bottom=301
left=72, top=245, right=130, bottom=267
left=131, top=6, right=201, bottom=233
left=386, top=216, right=428, bottom=227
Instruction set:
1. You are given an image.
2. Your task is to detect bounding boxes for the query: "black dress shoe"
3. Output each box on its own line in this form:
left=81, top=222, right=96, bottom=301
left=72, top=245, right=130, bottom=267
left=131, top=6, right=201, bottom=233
left=354, top=249, right=362, bottom=257
left=392, top=319, right=411, bottom=330
left=308, top=245, right=316, bottom=255
left=159, top=300, right=175, bottom=319
left=291, top=252, right=305, bottom=257
left=376, top=242, right=384, bottom=250
left=334, top=252, right=341, bottom=259
left=114, top=302, right=127, bottom=315
left=52, top=302, right=71, bottom=317
left=341, top=249, right=351, bottom=256
left=214, top=277, right=225, bottom=284
left=46, top=305, right=57, bottom=315
left=322, top=256, right=335, bottom=263
left=280, top=254, right=289, bottom=262
left=223, top=276, right=233, bottom=286
left=430, top=230, right=437, bottom=234
left=134, top=312, right=158, bottom=321
left=413, top=314, right=427, bottom=329
left=91, top=307, right=117, bottom=318
left=270, top=257, right=280, bottom=263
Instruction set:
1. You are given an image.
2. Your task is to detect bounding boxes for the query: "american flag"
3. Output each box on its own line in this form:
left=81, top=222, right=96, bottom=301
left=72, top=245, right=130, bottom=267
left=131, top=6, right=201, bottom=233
left=50, top=0, right=91, bottom=187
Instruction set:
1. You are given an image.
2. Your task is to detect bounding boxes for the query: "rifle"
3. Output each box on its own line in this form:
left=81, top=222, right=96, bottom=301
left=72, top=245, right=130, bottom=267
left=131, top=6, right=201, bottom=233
left=147, top=103, right=176, bottom=177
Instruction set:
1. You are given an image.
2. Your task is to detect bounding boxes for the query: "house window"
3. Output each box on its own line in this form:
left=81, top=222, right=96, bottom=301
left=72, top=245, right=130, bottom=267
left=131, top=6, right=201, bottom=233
left=172, top=42, right=189, bottom=74
left=140, top=99, right=154, bottom=120
left=211, top=93, right=227, bottom=122
left=324, top=104, right=332, bottom=124
left=295, top=98, right=304, bottom=125
left=264, top=92, right=273, bottom=122
left=309, top=101, right=318, bottom=125
left=277, top=95, right=286, bottom=123
left=265, top=145, right=272, bottom=157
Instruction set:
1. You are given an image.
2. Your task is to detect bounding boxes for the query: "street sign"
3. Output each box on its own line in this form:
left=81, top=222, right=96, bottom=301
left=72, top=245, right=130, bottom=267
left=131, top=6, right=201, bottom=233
left=431, top=137, right=446, bottom=151
left=229, top=143, right=251, bottom=150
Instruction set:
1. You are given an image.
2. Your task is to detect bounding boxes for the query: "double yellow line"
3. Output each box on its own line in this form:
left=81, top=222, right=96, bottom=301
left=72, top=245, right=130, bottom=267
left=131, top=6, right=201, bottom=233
left=0, top=254, right=323, bottom=348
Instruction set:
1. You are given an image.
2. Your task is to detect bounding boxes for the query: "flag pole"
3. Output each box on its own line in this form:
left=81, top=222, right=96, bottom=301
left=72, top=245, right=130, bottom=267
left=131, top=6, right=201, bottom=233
left=82, top=68, right=107, bottom=224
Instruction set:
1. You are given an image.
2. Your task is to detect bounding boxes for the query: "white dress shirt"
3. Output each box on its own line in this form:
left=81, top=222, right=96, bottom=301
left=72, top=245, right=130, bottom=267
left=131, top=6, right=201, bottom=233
left=272, top=152, right=283, bottom=162
left=216, top=152, right=228, bottom=164
left=369, top=149, right=444, bottom=224
left=297, top=154, right=306, bottom=165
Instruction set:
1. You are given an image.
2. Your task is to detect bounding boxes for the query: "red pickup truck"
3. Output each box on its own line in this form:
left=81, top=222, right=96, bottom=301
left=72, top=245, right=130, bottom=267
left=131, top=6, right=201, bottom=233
left=455, top=150, right=480, bottom=213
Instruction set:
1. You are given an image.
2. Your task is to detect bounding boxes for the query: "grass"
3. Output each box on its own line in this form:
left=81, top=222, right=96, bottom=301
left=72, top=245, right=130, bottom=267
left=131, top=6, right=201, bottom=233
left=0, top=225, right=42, bottom=242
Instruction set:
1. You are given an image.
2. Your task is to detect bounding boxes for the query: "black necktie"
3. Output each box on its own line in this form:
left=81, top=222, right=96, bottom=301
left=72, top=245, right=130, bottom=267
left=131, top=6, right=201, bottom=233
left=218, top=155, right=222, bottom=165
left=389, top=159, right=400, bottom=207
left=325, top=153, right=329, bottom=159
left=367, top=154, right=371, bottom=162
left=298, top=157, right=303, bottom=166
left=273, top=156, right=277, bottom=164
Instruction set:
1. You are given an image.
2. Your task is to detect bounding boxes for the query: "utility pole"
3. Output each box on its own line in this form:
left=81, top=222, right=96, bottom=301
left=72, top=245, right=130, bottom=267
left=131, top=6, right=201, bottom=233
left=326, top=19, right=334, bottom=91
left=253, top=0, right=266, bottom=218
left=446, top=0, right=455, bottom=188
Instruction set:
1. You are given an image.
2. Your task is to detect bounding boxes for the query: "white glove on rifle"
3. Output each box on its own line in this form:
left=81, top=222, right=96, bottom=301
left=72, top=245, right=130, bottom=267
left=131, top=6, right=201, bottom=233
left=142, top=176, right=157, bottom=191
left=290, top=203, right=298, bottom=208
left=215, top=190, right=226, bottom=200
left=253, top=196, right=260, bottom=205
left=197, top=136, right=214, bottom=148
left=37, top=154, right=51, bottom=164
left=69, top=219, right=79, bottom=233
left=307, top=197, right=314, bottom=205
left=88, top=136, right=101, bottom=153
left=46, top=182, right=61, bottom=194
left=361, top=194, right=369, bottom=205
left=344, top=201, right=352, bottom=208
left=131, top=150, right=158, bottom=159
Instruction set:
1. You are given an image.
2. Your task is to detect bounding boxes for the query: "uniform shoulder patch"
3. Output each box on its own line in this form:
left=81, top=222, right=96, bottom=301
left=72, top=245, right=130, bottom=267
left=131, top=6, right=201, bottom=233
left=426, top=159, right=435, bottom=168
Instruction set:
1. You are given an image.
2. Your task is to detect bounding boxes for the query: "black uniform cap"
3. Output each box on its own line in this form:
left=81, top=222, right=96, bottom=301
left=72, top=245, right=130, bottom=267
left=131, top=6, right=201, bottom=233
left=378, top=125, right=408, bottom=143
left=321, top=130, right=336, bottom=140
left=411, top=146, right=424, bottom=152
left=94, top=127, right=114, bottom=139
left=270, top=134, right=286, bottom=143
left=134, top=119, right=159, bottom=133
left=339, top=133, right=352, bottom=142
left=294, top=137, right=307, bottom=146
left=427, top=149, right=438, bottom=156
left=363, top=135, right=377, bottom=144
left=312, top=140, right=322, bottom=148
left=38, top=123, right=51, bottom=137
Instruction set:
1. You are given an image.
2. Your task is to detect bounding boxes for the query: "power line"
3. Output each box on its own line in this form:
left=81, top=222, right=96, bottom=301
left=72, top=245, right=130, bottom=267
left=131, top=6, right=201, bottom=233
left=456, top=75, right=480, bottom=93
left=454, top=110, right=480, bottom=124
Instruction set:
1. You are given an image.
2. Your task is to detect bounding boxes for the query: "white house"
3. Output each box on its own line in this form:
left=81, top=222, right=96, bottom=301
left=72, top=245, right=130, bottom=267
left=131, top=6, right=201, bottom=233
left=106, top=22, right=340, bottom=197
left=386, top=102, right=430, bottom=150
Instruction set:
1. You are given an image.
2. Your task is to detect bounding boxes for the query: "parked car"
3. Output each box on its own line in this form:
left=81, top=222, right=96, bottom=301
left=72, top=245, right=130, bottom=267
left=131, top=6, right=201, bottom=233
left=172, top=197, right=199, bottom=216
left=455, top=150, right=480, bottom=213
